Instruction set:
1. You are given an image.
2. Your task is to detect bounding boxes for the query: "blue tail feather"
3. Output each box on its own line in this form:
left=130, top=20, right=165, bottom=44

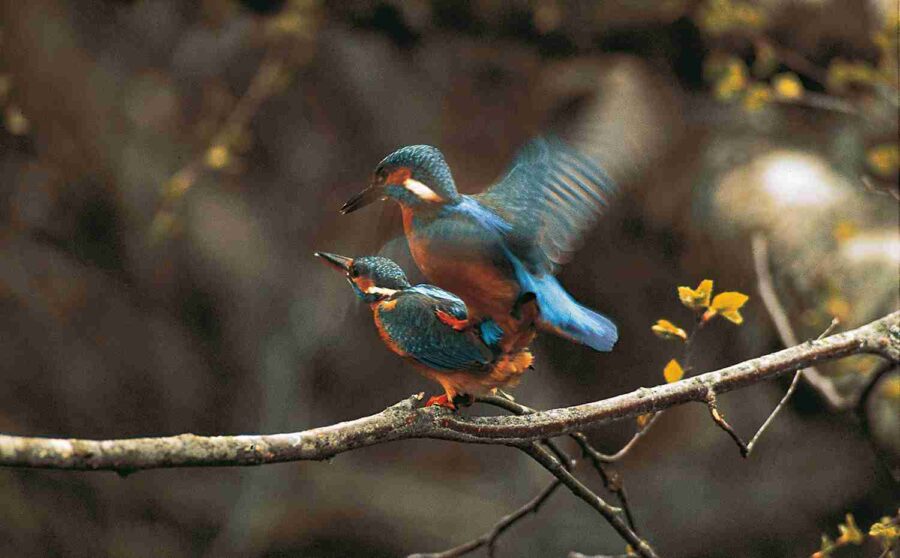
left=523, top=273, right=618, bottom=352
left=502, top=247, right=618, bottom=351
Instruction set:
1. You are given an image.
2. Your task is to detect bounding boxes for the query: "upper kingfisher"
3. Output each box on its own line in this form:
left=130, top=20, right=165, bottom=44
left=315, top=251, right=535, bottom=409
left=339, top=138, right=618, bottom=354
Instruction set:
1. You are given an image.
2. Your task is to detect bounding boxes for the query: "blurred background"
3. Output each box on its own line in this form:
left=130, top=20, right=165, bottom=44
left=0, top=1, right=897, bottom=556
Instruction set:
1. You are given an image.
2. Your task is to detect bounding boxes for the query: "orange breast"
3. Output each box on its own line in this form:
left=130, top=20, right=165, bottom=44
left=373, top=302, right=406, bottom=357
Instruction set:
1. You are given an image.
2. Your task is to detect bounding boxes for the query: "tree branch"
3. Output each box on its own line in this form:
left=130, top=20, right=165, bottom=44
left=1, top=311, right=897, bottom=472
left=478, top=395, right=640, bottom=533
left=521, top=443, right=658, bottom=558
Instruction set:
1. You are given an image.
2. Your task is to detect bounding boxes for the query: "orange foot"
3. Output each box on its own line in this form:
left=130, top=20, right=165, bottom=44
left=425, top=394, right=456, bottom=409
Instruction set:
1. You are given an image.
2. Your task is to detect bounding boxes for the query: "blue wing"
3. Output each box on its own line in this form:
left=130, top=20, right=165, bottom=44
left=476, top=137, right=616, bottom=274
left=407, top=284, right=468, bottom=320
left=378, top=292, right=494, bottom=372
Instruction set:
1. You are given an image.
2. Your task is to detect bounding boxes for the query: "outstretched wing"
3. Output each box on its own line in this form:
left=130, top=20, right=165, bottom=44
left=378, top=292, right=492, bottom=373
left=475, top=137, right=616, bottom=274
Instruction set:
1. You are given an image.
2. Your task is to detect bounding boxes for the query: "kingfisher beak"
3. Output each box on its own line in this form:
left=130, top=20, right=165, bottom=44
left=340, top=182, right=384, bottom=214
left=314, top=251, right=353, bottom=273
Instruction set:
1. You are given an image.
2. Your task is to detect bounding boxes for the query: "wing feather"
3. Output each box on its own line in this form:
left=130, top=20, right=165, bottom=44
left=378, top=292, right=492, bottom=373
left=476, top=137, right=615, bottom=274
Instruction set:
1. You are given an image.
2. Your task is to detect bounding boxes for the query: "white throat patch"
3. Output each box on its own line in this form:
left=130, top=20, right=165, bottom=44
left=365, top=286, right=399, bottom=297
left=403, top=178, right=443, bottom=202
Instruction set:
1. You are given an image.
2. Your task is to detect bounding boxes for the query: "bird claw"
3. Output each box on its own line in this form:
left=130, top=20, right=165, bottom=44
left=425, top=394, right=456, bottom=409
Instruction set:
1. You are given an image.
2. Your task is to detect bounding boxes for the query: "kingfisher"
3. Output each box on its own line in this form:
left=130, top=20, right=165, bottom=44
left=340, top=138, right=618, bottom=354
left=315, top=251, right=535, bottom=409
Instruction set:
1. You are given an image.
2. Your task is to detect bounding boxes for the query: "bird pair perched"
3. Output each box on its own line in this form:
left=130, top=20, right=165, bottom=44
left=317, top=139, right=618, bottom=409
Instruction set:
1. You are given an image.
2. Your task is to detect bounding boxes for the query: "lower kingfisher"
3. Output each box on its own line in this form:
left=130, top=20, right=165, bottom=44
left=315, top=251, right=535, bottom=409
left=340, top=138, right=618, bottom=354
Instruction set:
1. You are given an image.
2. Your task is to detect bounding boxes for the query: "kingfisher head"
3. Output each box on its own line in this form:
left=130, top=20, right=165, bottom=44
left=341, top=145, right=459, bottom=214
left=315, top=252, right=411, bottom=303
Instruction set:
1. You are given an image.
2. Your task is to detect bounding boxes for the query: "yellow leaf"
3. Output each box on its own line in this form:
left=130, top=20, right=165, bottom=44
left=4, top=105, right=30, bottom=136
left=879, top=375, right=900, bottom=400
left=205, top=144, right=231, bottom=170
left=743, top=83, right=772, bottom=111
left=869, top=515, right=900, bottom=542
left=716, top=59, right=749, bottom=100
left=773, top=72, right=804, bottom=99
left=708, top=291, right=750, bottom=324
left=636, top=413, right=651, bottom=427
left=663, top=359, right=684, bottom=383
left=832, top=221, right=857, bottom=243
left=825, top=297, right=851, bottom=322
left=866, top=144, right=899, bottom=178
left=678, top=279, right=713, bottom=310
left=651, top=319, right=688, bottom=341
left=836, top=513, right=864, bottom=545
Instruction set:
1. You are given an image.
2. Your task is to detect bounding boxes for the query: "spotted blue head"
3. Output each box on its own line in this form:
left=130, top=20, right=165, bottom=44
left=340, top=145, right=460, bottom=214
left=316, top=252, right=411, bottom=303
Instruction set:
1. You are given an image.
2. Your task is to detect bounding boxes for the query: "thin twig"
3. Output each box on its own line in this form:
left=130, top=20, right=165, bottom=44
left=771, top=93, right=859, bottom=115
left=752, top=234, right=852, bottom=410
left=580, top=412, right=663, bottom=464
left=569, top=432, right=638, bottom=533
left=521, top=443, right=658, bottom=558
left=704, top=390, right=749, bottom=457
left=861, top=175, right=900, bottom=201
left=407, top=480, right=562, bottom=558
left=744, top=318, right=841, bottom=456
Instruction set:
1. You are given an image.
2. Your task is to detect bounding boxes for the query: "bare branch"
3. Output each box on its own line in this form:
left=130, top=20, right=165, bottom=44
left=704, top=390, right=749, bottom=457
left=521, top=443, right=658, bottom=558
left=744, top=318, right=840, bottom=456
left=585, top=413, right=663, bottom=463
left=479, top=395, right=640, bottom=533
left=569, top=432, right=639, bottom=533
left=0, top=311, right=897, bottom=472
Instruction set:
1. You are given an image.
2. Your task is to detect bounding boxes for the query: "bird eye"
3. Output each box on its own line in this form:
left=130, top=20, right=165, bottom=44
left=349, top=267, right=359, bottom=278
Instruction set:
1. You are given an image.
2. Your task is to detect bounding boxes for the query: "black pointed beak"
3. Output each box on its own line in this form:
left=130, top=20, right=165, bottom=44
left=315, top=251, right=353, bottom=273
left=340, top=183, right=384, bottom=214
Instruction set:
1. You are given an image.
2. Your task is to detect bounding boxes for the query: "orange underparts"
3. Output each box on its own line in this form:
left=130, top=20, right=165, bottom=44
left=435, top=309, right=469, bottom=331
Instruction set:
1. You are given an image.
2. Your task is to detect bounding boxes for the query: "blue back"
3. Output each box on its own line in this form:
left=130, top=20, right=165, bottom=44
left=378, top=287, right=502, bottom=373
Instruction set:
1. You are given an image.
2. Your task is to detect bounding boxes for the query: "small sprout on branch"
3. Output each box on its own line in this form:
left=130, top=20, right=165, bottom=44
left=663, top=359, right=684, bottom=383
left=812, top=513, right=870, bottom=557
left=837, top=513, right=865, bottom=545
left=678, top=279, right=713, bottom=310
left=869, top=513, right=900, bottom=554
left=651, top=320, right=687, bottom=341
